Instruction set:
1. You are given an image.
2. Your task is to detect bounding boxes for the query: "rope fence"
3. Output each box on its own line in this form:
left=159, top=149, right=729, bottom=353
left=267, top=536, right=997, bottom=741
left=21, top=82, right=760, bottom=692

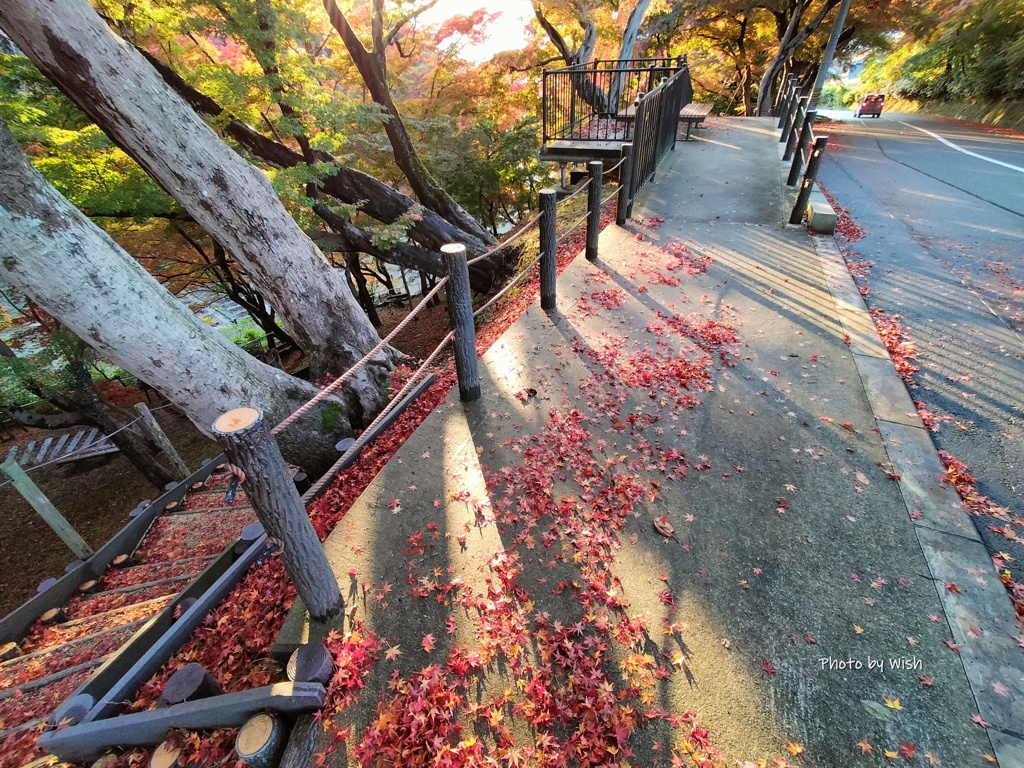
left=467, top=211, right=542, bottom=267
left=301, top=330, right=454, bottom=503
left=271, top=276, right=449, bottom=436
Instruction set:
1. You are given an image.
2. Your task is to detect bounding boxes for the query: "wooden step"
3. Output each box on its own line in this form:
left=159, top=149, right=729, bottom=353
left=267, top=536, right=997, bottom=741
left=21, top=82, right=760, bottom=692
left=0, top=619, right=145, bottom=686
left=99, top=555, right=218, bottom=591
left=0, top=654, right=110, bottom=703
left=20, top=595, right=174, bottom=655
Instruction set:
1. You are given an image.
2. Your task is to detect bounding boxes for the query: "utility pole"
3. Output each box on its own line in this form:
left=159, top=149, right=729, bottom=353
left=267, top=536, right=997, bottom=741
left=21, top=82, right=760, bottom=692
left=809, top=0, right=854, bottom=110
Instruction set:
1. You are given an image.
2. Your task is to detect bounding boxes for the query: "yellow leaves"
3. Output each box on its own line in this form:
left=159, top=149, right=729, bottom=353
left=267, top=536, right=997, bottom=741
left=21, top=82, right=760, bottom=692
left=884, top=748, right=899, bottom=759
left=883, top=695, right=903, bottom=711
left=384, top=645, right=401, bottom=662
left=856, top=741, right=873, bottom=755
left=853, top=624, right=864, bottom=634
left=786, top=741, right=803, bottom=756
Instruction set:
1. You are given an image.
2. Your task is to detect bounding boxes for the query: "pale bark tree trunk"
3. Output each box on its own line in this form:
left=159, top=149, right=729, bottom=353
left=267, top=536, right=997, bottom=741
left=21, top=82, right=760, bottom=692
left=137, top=49, right=498, bottom=282
left=321, top=0, right=495, bottom=246
left=607, top=0, right=654, bottom=107
left=0, top=121, right=366, bottom=476
left=755, top=0, right=839, bottom=115
left=0, top=0, right=389, bottom=383
left=533, top=5, right=609, bottom=111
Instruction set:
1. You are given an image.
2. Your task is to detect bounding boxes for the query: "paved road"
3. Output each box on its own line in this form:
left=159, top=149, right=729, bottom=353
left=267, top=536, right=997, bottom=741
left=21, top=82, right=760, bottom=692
left=817, top=110, right=1024, bottom=586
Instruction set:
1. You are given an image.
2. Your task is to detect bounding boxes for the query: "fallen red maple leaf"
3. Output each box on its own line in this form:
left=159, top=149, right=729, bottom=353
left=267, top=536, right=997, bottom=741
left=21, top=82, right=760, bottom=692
left=762, top=660, right=778, bottom=676
left=971, top=713, right=991, bottom=728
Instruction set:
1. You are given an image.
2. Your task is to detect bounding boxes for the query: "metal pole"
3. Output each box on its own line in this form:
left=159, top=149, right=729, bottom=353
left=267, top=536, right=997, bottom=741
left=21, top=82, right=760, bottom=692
left=616, top=143, right=634, bottom=226
left=440, top=243, right=480, bottom=401
left=790, top=137, right=829, bottom=225
left=783, top=97, right=808, bottom=161
left=809, top=0, right=854, bottom=110
left=539, top=189, right=558, bottom=310
left=2, top=460, right=93, bottom=559
left=585, top=161, right=603, bottom=261
left=788, top=109, right=817, bottom=186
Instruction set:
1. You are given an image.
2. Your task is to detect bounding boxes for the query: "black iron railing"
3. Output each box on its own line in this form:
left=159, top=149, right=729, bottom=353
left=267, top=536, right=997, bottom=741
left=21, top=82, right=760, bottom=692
left=619, top=67, right=692, bottom=217
left=542, top=57, right=688, bottom=143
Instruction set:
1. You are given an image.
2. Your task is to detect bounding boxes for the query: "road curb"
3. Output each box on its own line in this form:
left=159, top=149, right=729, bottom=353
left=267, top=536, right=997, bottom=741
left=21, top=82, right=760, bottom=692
left=809, top=234, right=1024, bottom=762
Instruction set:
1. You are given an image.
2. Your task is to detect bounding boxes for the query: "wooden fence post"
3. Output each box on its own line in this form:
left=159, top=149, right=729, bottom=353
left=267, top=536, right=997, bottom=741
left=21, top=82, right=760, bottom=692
left=1, top=460, right=93, bottom=559
left=212, top=408, right=341, bottom=620
left=777, top=76, right=797, bottom=126
left=780, top=86, right=801, bottom=143
left=585, top=160, right=603, bottom=262
left=790, top=136, right=830, bottom=225
left=616, top=143, right=633, bottom=226
left=539, top=188, right=558, bottom=310
left=134, top=403, right=189, bottom=480
left=788, top=109, right=817, bottom=187
left=441, top=244, right=481, bottom=401
left=783, top=96, right=808, bottom=161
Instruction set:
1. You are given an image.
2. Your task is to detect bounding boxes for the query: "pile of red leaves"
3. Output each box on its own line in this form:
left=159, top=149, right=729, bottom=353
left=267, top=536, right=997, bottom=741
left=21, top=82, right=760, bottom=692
left=869, top=308, right=920, bottom=384
left=818, top=184, right=865, bottom=243
left=937, top=452, right=1024, bottom=628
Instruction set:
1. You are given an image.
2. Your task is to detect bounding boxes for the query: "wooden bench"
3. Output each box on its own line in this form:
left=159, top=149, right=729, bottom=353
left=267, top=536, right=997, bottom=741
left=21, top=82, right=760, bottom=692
left=679, top=103, right=713, bottom=140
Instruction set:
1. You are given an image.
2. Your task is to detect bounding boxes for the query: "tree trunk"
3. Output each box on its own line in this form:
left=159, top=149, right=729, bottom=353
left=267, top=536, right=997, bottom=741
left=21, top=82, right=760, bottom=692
left=608, top=0, right=654, bottom=107
left=0, top=0, right=389, bottom=382
left=755, top=0, right=839, bottom=116
left=346, top=253, right=382, bottom=328
left=140, top=49, right=489, bottom=253
left=321, top=0, right=495, bottom=247
left=0, top=120, right=370, bottom=477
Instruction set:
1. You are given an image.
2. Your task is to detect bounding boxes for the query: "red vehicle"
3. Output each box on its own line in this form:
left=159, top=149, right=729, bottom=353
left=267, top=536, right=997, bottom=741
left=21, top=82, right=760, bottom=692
left=854, top=94, right=885, bottom=118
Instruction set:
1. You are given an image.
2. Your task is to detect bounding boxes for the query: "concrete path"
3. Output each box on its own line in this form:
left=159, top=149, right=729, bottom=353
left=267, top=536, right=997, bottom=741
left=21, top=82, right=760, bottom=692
left=279, top=118, right=1024, bottom=767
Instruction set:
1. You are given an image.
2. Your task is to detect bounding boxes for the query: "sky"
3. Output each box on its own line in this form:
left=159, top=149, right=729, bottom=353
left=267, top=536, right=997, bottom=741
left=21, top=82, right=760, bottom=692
left=418, top=0, right=535, bottom=62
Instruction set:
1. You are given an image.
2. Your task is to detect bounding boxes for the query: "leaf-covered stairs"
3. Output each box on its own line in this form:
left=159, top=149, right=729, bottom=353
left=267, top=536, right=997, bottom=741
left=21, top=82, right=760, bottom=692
left=0, top=466, right=258, bottom=767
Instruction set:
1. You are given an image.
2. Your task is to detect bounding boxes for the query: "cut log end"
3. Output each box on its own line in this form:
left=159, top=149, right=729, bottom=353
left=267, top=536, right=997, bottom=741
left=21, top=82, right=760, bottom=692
left=440, top=242, right=467, bottom=257
left=0, top=642, right=22, bottom=661
left=78, top=579, right=100, bottom=594
left=150, top=741, right=182, bottom=768
left=111, top=553, right=132, bottom=568
left=90, top=754, right=120, bottom=768
left=213, top=407, right=261, bottom=435
left=190, top=481, right=206, bottom=491
left=287, top=642, right=334, bottom=685
left=40, top=607, right=66, bottom=625
left=159, top=662, right=223, bottom=705
left=236, top=713, right=284, bottom=767
left=163, top=500, right=180, bottom=513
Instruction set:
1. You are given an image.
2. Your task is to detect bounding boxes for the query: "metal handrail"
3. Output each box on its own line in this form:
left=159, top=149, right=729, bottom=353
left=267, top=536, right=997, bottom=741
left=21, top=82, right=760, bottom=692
left=542, top=56, right=688, bottom=143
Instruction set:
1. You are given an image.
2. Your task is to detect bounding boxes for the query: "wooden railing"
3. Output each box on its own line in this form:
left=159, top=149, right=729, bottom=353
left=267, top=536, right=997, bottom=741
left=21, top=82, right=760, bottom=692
left=774, top=75, right=830, bottom=225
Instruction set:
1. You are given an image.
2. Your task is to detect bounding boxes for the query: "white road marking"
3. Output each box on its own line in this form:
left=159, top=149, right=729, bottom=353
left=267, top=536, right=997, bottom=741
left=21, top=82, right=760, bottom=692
left=894, top=119, right=1024, bottom=173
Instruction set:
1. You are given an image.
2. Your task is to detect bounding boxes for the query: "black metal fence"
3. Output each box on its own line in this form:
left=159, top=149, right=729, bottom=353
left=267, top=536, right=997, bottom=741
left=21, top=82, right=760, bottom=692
left=618, top=67, right=692, bottom=217
left=542, top=57, right=687, bottom=143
